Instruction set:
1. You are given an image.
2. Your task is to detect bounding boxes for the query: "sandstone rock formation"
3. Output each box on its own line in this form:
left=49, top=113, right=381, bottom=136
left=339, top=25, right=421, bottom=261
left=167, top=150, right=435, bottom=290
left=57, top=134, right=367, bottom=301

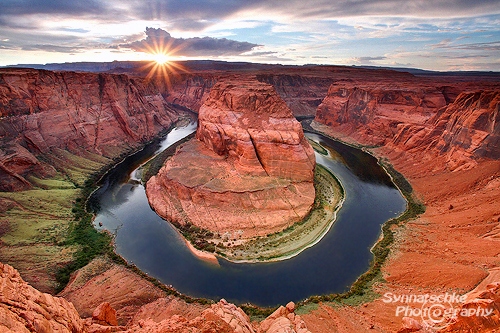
left=392, top=90, right=500, bottom=170
left=147, top=79, right=316, bottom=239
left=315, top=82, right=448, bottom=146
left=1, top=260, right=312, bottom=333
left=92, top=302, right=118, bottom=326
left=0, top=262, right=85, bottom=333
left=120, top=299, right=311, bottom=333
left=315, top=81, right=500, bottom=171
left=196, top=80, right=315, bottom=181
left=396, top=282, right=500, bottom=332
left=440, top=282, right=500, bottom=332
left=0, top=68, right=181, bottom=191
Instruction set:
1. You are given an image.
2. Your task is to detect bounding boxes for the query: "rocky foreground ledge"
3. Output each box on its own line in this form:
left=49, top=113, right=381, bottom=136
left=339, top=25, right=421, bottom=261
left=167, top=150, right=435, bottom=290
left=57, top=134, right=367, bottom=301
left=2, top=259, right=500, bottom=333
left=146, top=79, right=316, bottom=243
left=0, top=261, right=313, bottom=333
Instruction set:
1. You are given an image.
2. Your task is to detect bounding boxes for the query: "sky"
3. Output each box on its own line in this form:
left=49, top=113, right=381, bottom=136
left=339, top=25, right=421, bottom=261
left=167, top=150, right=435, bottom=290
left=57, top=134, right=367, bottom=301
left=1, top=0, right=499, bottom=71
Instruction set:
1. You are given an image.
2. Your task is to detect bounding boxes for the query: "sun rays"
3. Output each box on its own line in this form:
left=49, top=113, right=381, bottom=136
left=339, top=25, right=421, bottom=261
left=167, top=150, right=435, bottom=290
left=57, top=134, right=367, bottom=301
left=137, top=35, right=189, bottom=87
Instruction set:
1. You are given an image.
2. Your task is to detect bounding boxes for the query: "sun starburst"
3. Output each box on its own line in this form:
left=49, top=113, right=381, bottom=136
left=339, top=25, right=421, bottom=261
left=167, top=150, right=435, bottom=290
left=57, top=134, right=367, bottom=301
left=152, top=52, right=170, bottom=65
left=137, top=35, right=189, bottom=88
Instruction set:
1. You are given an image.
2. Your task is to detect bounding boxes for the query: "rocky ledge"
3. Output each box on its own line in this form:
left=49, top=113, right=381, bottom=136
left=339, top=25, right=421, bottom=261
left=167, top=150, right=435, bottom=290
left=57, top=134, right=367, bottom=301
left=146, top=79, right=316, bottom=241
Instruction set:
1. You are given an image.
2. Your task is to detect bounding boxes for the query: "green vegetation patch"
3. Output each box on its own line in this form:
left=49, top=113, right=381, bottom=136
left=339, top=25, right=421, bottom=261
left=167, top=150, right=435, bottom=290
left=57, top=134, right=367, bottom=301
left=0, top=186, right=77, bottom=245
left=307, top=137, right=328, bottom=155
left=0, top=175, right=80, bottom=292
left=28, top=176, right=77, bottom=190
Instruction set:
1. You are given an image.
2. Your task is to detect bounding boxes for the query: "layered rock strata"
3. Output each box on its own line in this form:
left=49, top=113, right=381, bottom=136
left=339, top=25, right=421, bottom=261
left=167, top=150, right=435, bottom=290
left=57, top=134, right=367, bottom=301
left=315, top=82, right=448, bottom=146
left=0, top=68, right=180, bottom=191
left=392, top=90, right=500, bottom=169
left=147, top=79, right=316, bottom=239
left=315, top=82, right=500, bottom=170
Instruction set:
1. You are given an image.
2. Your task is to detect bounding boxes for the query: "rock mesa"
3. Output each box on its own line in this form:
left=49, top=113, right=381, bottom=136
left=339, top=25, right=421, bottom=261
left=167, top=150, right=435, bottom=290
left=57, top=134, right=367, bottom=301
left=146, top=79, right=316, bottom=239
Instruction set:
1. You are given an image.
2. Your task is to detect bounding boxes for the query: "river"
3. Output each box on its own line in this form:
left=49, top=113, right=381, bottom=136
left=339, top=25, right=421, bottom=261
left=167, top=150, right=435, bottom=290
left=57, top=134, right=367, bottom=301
left=88, top=122, right=406, bottom=307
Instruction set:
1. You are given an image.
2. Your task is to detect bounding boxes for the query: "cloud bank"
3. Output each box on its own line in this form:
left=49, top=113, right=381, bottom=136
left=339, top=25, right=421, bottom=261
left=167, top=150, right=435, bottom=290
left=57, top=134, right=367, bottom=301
left=122, top=28, right=259, bottom=56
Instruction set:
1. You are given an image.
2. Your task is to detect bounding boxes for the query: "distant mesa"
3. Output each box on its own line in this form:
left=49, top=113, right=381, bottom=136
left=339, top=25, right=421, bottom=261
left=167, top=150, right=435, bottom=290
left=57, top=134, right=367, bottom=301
left=146, top=78, right=316, bottom=241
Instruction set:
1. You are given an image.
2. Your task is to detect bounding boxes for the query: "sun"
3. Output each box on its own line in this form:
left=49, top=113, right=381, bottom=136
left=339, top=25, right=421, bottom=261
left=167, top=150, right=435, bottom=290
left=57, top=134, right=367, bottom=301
left=152, top=52, right=170, bottom=65
left=136, top=35, right=189, bottom=88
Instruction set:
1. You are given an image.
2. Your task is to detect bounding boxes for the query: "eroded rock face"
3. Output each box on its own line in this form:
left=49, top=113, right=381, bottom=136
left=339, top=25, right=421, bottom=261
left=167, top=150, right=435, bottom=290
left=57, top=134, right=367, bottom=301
left=196, top=80, right=316, bottom=181
left=315, top=82, right=447, bottom=146
left=147, top=79, right=316, bottom=239
left=315, top=82, right=500, bottom=170
left=0, top=68, right=180, bottom=190
left=391, top=90, right=500, bottom=171
left=0, top=262, right=85, bottom=333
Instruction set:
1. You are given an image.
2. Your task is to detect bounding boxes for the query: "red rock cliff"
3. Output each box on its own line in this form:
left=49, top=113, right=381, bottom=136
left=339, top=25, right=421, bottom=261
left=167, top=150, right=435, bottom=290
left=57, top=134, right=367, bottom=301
left=390, top=90, right=500, bottom=170
left=315, top=82, right=448, bottom=146
left=314, top=80, right=500, bottom=169
left=146, top=79, right=316, bottom=239
left=196, top=80, right=315, bottom=181
left=0, top=68, right=181, bottom=191
left=0, top=262, right=85, bottom=333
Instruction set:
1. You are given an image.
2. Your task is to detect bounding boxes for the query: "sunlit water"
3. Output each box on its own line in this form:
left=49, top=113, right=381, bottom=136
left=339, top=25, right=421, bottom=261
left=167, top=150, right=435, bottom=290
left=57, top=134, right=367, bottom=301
left=89, top=123, right=406, bottom=307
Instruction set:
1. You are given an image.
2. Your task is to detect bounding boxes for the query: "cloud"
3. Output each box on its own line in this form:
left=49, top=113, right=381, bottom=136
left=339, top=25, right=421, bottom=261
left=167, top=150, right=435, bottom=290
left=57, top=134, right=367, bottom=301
left=433, top=40, right=500, bottom=51
left=0, top=0, right=105, bottom=16
left=121, top=28, right=260, bottom=56
left=350, top=56, right=387, bottom=64
left=2, top=1, right=500, bottom=30
left=129, top=0, right=500, bottom=22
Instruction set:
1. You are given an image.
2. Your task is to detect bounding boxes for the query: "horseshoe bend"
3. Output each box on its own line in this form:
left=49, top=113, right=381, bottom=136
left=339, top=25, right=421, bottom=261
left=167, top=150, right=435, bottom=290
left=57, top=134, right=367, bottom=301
left=147, top=80, right=316, bottom=237
left=0, top=63, right=499, bottom=332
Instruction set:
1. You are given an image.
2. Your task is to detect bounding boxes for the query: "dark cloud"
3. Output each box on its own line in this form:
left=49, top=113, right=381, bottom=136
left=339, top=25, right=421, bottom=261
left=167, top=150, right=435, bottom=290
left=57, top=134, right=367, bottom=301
left=127, top=0, right=500, bottom=27
left=0, top=0, right=106, bottom=16
left=246, top=51, right=278, bottom=57
left=122, top=28, right=260, bottom=56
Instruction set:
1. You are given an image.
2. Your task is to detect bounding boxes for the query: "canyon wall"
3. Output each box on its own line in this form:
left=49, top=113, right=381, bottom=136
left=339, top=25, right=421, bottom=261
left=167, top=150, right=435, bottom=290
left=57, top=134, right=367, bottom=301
left=255, top=74, right=334, bottom=117
left=393, top=90, right=500, bottom=158
left=147, top=79, right=316, bottom=239
left=314, top=80, right=500, bottom=169
left=0, top=68, right=181, bottom=191
left=314, top=81, right=448, bottom=146
left=162, top=71, right=334, bottom=117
